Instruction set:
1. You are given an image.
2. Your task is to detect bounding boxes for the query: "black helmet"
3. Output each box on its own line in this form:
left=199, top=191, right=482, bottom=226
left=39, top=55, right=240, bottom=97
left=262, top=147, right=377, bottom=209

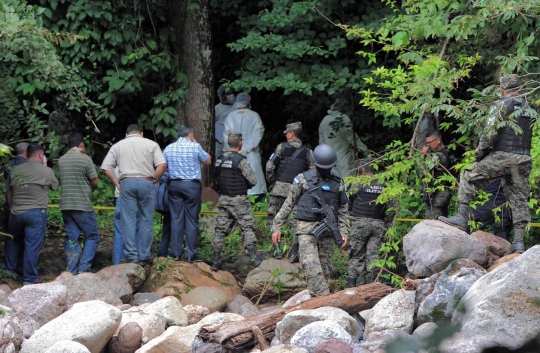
left=313, top=144, right=337, bottom=169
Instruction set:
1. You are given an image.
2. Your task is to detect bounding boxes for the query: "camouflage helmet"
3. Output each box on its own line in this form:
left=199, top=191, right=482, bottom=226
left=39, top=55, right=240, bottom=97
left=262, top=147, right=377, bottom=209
left=500, top=74, right=521, bottom=90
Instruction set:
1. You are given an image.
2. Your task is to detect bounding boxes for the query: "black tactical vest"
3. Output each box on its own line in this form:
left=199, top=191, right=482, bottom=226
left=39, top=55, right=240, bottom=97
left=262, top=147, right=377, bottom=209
left=430, top=148, right=454, bottom=187
left=350, top=180, right=386, bottom=219
left=296, top=170, right=347, bottom=221
left=215, top=152, right=249, bottom=196
left=493, top=98, right=533, bottom=155
left=276, top=142, right=310, bottom=183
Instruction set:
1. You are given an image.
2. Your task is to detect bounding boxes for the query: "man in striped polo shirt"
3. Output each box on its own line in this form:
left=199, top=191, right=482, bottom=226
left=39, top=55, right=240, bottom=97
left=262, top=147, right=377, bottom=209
left=58, top=132, right=100, bottom=274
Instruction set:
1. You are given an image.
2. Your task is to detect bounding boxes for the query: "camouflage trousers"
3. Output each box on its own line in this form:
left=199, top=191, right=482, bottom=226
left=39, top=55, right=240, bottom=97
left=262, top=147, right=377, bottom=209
left=459, top=151, right=531, bottom=226
left=213, top=195, right=257, bottom=252
left=268, top=195, right=299, bottom=256
left=424, top=190, right=452, bottom=220
left=348, top=217, right=386, bottom=283
left=297, top=220, right=334, bottom=297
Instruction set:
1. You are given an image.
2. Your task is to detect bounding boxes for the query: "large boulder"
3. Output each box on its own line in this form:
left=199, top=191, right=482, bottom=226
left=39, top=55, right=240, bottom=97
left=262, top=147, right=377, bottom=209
left=134, top=324, right=202, bottom=353
left=143, top=296, right=188, bottom=327
left=470, top=231, right=510, bottom=259
left=362, top=329, right=414, bottom=352
left=8, top=282, right=67, bottom=326
left=403, top=220, right=486, bottom=277
left=183, top=305, right=209, bottom=325
left=417, top=258, right=486, bottom=324
left=95, top=264, right=146, bottom=303
left=115, top=311, right=167, bottom=344
left=182, top=286, right=229, bottom=313
left=108, top=322, right=142, bottom=353
left=439, top=331, right=497, bottom=353
left=0, top=285, right=12, bottom=307
left=364, top=290, right=415, bottom=340
left=0, top=312, right=23, bottom=352
left=243, top=258, right=307, bottom=301
left=141, top=261, right=241, bottom=303
left=55, top=272, right=122, bottom=308
left=276, top=307, right=360, bottom=344
left=290, top=320, right=353, bottom=353
left=15, top=309, right=40, bottom=339
left=225, top=295, right=259, bottom=317
left=452, top=245, right=540, bottom=349
left=20, top=300, right=121, bottom=353
left=44, top=340, right=91, bottom=353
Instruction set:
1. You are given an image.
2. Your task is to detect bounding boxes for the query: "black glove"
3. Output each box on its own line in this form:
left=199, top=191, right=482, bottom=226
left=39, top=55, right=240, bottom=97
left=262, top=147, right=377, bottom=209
left=475, top=148, right=490, bottom=162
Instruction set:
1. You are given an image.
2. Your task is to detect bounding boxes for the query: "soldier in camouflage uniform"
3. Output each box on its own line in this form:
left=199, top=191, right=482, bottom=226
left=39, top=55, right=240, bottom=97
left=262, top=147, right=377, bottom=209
left=212, top=132, right=261, bottom=271
left=271, top=144, right=350, bottom=297
left=421, top=130, right=455, bottom=219
left=347, top=158, right=396, bottom=287
left=440, top=74, right=534, bottom=254
left=266, top=122, right=314, bottom=260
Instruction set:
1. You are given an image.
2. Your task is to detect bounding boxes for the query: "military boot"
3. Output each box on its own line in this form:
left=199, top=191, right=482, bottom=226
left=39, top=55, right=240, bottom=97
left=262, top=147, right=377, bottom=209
left=348, top=277, right=357, bottom=288
left=438, top=204, right=470, bottom=232
left=211, top=251, right=222, bottom=272
left=288, top=241, right=300, bottom=263
left=247, top=245, right=263, bottom=267
left=506, top=227, right=526, bottom=255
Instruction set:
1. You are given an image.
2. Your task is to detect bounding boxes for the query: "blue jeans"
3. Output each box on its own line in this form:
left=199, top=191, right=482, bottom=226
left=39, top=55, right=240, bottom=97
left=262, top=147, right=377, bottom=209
left=113, top=199, right=141, bottom=264
left=62, top=210, right=100, bottom=274
left=6, top=209, right=47, bottom=283
left=120, top=178, right=155, bottom=261
left=168, top=180, right=201, bottom=259
left=156, top=212, right=172, bottom=257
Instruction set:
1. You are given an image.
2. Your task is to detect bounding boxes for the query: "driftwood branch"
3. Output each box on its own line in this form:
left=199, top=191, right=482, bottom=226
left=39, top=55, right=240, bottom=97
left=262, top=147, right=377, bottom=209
left=199, top=282, right=394, bottom=350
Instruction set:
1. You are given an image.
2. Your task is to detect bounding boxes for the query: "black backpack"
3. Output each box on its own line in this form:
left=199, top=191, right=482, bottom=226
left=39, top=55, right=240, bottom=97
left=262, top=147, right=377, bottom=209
left=155, top=172, right=170, bottom=214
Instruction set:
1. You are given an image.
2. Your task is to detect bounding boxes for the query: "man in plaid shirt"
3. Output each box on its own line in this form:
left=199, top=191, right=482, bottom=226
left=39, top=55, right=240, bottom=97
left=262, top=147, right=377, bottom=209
left=163, top=125, right=211, bottom=261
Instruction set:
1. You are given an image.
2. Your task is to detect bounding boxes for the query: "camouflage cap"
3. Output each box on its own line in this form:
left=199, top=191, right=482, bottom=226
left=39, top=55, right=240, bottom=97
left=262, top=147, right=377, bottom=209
left=227, top=131, right=242, bottom=140
left=500, top=74, right=521, bottom=90
left=283, top=122, right=302, bottom=134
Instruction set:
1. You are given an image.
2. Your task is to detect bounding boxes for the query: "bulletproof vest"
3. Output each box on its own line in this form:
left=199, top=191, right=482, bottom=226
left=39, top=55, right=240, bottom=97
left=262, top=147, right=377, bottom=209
left=276, top=142, right=310, bottom=183
left=493, top=98, right=533, bottom=155
left=215, top=152, right=249, bottom=196
left=296, top=169, right=345, bottom=221
left=350, top=180, right=386, bottom=219
left=431, top=148, right=454, bottom=187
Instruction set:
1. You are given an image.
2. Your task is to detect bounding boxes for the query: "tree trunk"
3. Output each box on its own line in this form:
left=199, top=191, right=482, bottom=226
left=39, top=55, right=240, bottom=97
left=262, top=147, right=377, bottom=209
left=198, top=283, right=394, bottom=350
left=168, top=0, right=214, bottom=185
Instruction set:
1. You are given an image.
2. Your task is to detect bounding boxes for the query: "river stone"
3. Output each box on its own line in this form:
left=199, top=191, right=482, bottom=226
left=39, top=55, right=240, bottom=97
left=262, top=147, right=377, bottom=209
left=108, top=322, right=142, bottom=353
left=134, top=324, right=203, bottom=353
left=225, top=295, right=253, bottom=314
left=182, top=286, right=229, bottom=313
left=15, top=309, right=40, bottom=338
left=290, top=320, right=353, bottom=353
left=8, top=282, right=68, bottom=326
left=131, top=292, right=162, bottom=306
left=439, top=331, right=497, bottom=353
left=412, top=322, right=438, bottom=340
left=452, top=245, right=540, bottom=349
left=96, top=263, right=146, bottom=292
left=364, top=290, right=415, bottom=339
left=0, top=285, right=11, bottom=307
left=487, top=253, right=520, bottom=273
left=183, top=304, right=209, bottom=325
left=143, top=296, right=188, bottom=326
left=263, top=345, right=308, bottom=353
left=140, top=261, right=241, bottom=304
left=0, top=312, right=23, bottom=353
left=470, top=231, right=510, bottom=264
left=243, top=258, right=307, bottom=301
left=276, top=306, right=360, bottom=344
left=362, top=329, right=414, bottom=351
left=192, top=341, right=227, bottom=353
left=238, top=302, right=260, bottom=318
left=115, top=311, right=166, bottom=344
left=197, top=312, right=244, bottom=326
left=417, top=258, right=486, bottom=324
left=55, top=272, right=122, bottom=308
left=44, top=340, right=91, bottom=353
left=403, top=220, right=487, bottom=277
left=314, top=339, right=353, bottom=353
left=282, top=289, right=311, bottom=308
left=20, top=300, right=121, bottom=353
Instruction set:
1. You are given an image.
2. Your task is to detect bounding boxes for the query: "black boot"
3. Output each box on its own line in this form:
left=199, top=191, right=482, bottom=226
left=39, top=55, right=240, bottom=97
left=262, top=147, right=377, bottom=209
left=247, top=245, right=263, bottom=267
left=506, top=227, right=526, bottom=255
left=288, top=241, right=299, bottom=263
left=348, top=277, right=357, bottom=288
left=212, top=251, right=222, bottom=272
left=438, top=203, right=470, bottom=232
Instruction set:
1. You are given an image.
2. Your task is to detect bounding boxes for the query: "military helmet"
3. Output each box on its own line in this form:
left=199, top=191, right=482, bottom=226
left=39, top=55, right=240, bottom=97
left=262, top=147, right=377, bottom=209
left=313, top=144, right=337, bottom=169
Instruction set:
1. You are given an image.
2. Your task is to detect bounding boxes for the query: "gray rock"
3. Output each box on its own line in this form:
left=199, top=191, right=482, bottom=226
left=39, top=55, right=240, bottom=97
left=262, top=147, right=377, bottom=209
left=20, top=300, right=121, bottom=353
left=0, top=312, right=23, bottom=353
left=96, top=263, right=147, bottom=292
left=282, top=289, right=311, bottom=308
left=225, top=295, right=252, bottom=313
left=44, top=340, right=91, bottom=353
left=0, top=285, right=12, bottom=307
left=417, top=258, right=486, bottom=324
left=352, top=344, right=371, bottom=353
left=143, top=296, right=188, bottom=327
left=131, top=292, right=162, bottom=306
left=134, top=324, right=202, bottom=353
left=192, top=341, right=226, bottom=353
left=290, top=320, right=353, bottom=353
left=115, top=311, right=166, bottom=344
left=276, top=306, right=359, bottom=344
left=314, top=339, right=353, bottom=353
left=439, top=331, right=496, bottom=353
left=364, top=290, right=416, bottom=339
left=243, top=258, right=307, bottom=301
left=182, top=286, right=229, bottom=313
left=264, top=344, right=309, bottom=353
left=471, top=231, right=510, bottom=265
left=412, top=322, right=438, bottom=340
left=15, top=309, right=40, bottom=338
left=108, top=322, right=142, bottom=353
left=452, top=245, right=540, bottom=349
left=362, top=329, right=415, bottom=351
left=359, top=309, right=372, bottom=322
left=55, top=272, right=122, bottom=308
left=183, top=304, right=209, bottom=325
left=239, top=302, right=260, bottom=318
left=8, top=282, right=67, bottom=326
left=197, top=312, right=244, bottom=326
left=403, top=220, right=487, bottom=277
left=259, top=305, right=282, bottom=314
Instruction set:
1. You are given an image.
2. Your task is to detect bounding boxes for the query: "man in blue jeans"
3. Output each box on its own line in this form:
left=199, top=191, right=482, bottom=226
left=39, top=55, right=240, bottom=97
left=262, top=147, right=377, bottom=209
left=6, top=144, right=58, bottom=285
left=59, top=132, right=100, bottom=274
left=101, top=124, right=166, bottom=265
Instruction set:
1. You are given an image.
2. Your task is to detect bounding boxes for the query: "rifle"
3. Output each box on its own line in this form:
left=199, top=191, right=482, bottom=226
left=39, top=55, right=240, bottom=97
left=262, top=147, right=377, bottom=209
left=310, top=188, right=343, bottom=247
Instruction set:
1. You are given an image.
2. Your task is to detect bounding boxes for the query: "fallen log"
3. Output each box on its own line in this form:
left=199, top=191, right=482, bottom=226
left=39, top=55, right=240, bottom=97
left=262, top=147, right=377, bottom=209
left=199, top=282, right=394, bottom=350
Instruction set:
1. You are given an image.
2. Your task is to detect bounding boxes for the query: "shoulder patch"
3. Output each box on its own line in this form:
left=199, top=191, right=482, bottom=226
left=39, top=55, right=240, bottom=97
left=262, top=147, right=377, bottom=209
left=293, top=176, right=300, bottom=184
